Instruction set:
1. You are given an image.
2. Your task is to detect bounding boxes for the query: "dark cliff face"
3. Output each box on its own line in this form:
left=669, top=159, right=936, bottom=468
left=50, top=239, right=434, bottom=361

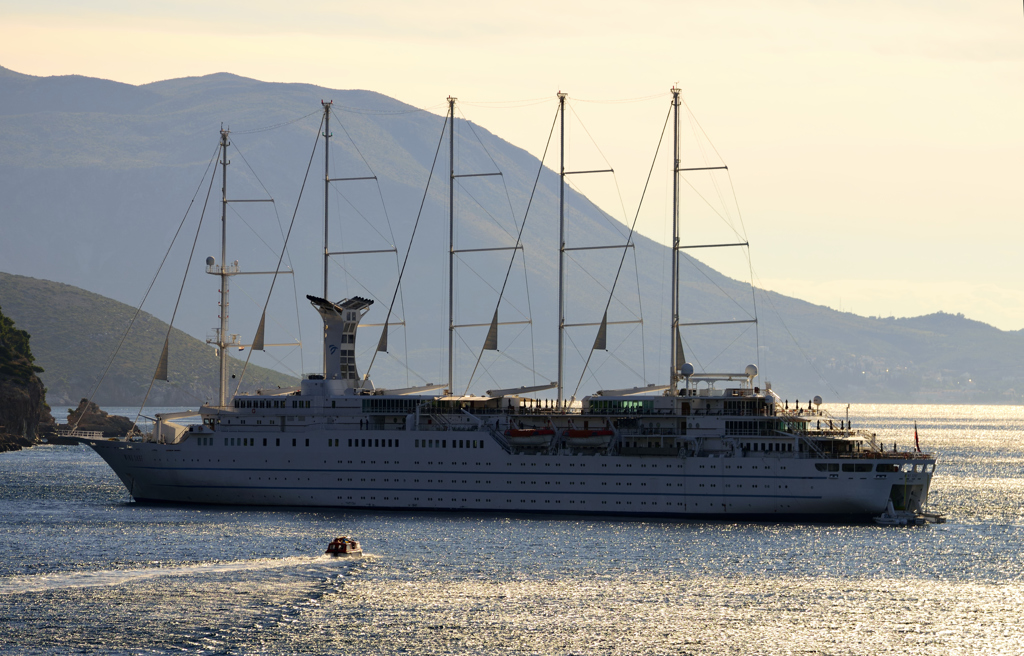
left=0, top=305, right=53, bottom=452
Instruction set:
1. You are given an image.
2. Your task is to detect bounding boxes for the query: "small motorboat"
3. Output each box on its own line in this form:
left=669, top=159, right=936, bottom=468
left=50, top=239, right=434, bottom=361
left=325, top=535, right=363, bottom=558
left=873, top=500, right=927, bottom=526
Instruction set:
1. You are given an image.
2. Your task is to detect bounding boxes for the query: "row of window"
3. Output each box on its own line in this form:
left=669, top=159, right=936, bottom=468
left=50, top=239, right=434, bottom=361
left=814, top=462, right=932, bottom=473
left=233, top=398, right=312, bottom=409
left=744, top=442, right=793, bottom=452
left=345, top=438, right=401, bottom=448
left=414, top=438, right=484, bottom=449
left=222, top=437, right=309, bottom=447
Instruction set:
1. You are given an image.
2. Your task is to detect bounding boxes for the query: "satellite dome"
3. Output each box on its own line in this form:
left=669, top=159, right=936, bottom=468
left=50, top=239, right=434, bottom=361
left=679, top=362, right=694, bottom=377
left=813, top=395, right=822, bottom=406
left=745, top=364, right=758, bottom=378
left=206, top=256, right=215, bottom=266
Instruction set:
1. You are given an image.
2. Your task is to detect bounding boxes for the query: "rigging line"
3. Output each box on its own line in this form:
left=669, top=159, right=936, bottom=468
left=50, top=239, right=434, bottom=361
left=456, top=107, right=504, bottom=177
left=462, top=104, right=560, bottom=396
left=227, top=278, right=302, bottom=345
left=678, top=173, right=745, bottom=242
left=331, top=184, right=395, bottom=247
left=455, top=181, right=518, bottom=241
left=631, top=245, right=648, bottom=384
left=753, top=280, right=840, bottom=397
left=233, top=137, right=305, bottom=376
left=564, top=102, right=633, bottom=233
left=562, top=175, right=630, bottom=240
left=574, top=92, right=670, bottom=104
left=566, top=104, right=616, bottom=176
left=460, top=95, right=552, bottom=106
left=364, top=111, right=451, bottom=378
left=333, top=119, right=402, bottom=247
left=563, top=251, right=641, bottom=319
left=679, top=251, right=753, bottom=319
left=232, top=113, right=327, bottom=397
left=336, top=115, right=414, bottom=382
left=453, top=254, right=531, bottom=319
left=227, top=202, right=282, bottom=258
left=333, top=102, right=449, bottom=116
left=233, top=108, right=322, bottom=135
left=702, top=323, right=754, bottom=371
left=383, top=350, right=429, bottom=386
left=252, top=345, right=303, bottom=379
left=521, top=247, right=537, bottom=388
left=572, top=102, right=672, bottom=400
left=229, top=139, right=276, bottom=203
left=134, top=148, right=219, bottom=431
left=458, top=105, right=543, bottom=242
left=592, top=323, right=645, bottom=380
left=684, top=109, right=732, bottom=225
left=329, top=259, right=395, bottom=309
left=679, top=331, right=704, bottom=372
left=73, top=142, right=221, bottom=433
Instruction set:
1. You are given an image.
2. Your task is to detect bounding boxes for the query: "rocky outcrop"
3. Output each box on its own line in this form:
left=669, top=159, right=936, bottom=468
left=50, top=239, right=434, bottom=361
left=64, top=398, right=134, bottom=438
left=0, top=305, right=53, bottom=452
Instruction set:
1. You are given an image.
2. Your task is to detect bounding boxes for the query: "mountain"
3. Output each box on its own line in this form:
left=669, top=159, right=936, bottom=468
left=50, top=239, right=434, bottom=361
left=0, top=272, right=296, bottom=405
left=0, top=66, right=1021, bottom=404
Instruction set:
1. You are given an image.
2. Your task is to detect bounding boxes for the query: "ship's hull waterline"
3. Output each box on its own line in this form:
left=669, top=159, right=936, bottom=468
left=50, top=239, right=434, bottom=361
left=81, top=428, right=935, bottom=522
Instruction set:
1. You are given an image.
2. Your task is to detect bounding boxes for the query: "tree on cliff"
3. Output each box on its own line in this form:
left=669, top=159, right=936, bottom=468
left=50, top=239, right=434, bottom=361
left=0, top=304, right=53, bottom=450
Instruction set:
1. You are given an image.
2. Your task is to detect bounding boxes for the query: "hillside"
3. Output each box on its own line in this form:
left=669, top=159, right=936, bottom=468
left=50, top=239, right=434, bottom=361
left=0, top=272, right=296, bottom=405
left=0, top=302, right=52, bottom=450
left=0, top=66, right=1021, bottom=403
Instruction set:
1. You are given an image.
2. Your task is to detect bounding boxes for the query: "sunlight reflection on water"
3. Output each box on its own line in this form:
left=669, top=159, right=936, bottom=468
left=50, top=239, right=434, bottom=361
left=1, top=404, right=1023, bottom=654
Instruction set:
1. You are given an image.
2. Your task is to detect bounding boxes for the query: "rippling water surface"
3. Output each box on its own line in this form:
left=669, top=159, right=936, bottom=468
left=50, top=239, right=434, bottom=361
left=2, top=404, right=1022, bottom=654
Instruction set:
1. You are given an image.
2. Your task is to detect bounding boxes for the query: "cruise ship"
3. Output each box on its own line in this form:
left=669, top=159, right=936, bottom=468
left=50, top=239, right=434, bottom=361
left=77, top=92, right=937, bottom=522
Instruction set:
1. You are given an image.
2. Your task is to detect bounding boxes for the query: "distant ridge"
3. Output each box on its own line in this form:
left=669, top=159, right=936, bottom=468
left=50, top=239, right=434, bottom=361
left=0, top=66, right=1021, bottom=404
left=0, top=272, right=296, bottom=405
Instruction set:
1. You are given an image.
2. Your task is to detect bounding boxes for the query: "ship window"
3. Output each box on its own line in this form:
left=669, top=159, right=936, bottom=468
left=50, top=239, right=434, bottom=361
left=375, top=439, right=379, bottom=447
left=443, top=440, right=447, bottom=448
left=224, top=438, right=228, bottom=446
left=292, top=439, right=296, bottom=447
left=276, top=438, right=280, bottom=446
left=263, top=438, right=267, bottom=446
left=395, top=440, right=400, bottom=447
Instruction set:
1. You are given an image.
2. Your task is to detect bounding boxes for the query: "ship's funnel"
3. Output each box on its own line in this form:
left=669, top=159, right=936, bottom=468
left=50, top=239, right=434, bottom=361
left=307, top=295, right=373, bottom=389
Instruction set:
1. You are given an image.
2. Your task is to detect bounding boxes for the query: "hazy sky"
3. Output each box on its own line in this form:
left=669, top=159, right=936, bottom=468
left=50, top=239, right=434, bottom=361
left=2, top=0, right=1022, bottom=329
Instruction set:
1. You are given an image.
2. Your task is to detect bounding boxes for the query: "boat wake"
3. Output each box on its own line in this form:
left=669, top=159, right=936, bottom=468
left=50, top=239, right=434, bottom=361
left=0, top=556, right=342, bottom=595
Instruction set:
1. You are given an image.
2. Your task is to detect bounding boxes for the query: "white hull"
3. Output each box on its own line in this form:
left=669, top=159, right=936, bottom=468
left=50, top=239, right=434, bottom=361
left=81, top=427, right=935, bottom=521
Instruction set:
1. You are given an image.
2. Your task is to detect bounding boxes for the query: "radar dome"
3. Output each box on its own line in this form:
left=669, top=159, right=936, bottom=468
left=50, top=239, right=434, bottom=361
left=679, top=362, right=694, bottom=377
left=813, top=395, right=822, bottom=407
left=206, top=256, right=215, bottom=266
left=745, top=364, right=758, bottom=378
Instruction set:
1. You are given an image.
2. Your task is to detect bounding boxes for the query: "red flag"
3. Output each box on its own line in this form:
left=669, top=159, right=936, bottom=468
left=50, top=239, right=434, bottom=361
left=914, top=421, right=920, bottom=452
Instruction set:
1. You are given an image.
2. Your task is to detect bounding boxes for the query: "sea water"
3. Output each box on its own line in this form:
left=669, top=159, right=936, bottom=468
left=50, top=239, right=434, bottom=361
left=1, top=404, right=1022, bottom=654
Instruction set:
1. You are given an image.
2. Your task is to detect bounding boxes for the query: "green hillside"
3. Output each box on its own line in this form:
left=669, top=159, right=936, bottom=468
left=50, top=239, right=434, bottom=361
left=0, top=272, right=296, bottom=405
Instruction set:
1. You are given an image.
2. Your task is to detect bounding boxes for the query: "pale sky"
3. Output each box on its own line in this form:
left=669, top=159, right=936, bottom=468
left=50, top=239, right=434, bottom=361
left=2, top=0, right=1022, bottom=329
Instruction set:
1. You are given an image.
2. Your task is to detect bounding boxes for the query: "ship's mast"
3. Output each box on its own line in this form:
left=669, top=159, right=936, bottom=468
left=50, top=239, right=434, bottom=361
left=556, top=92, right=567, bottom=407
left=217, top=128, right=231, bottom=407
left=447, top=96, right=456, bottom=393
left=323, top=101, right=332, bottom=375
left=670, top=87, right=680, bottom=390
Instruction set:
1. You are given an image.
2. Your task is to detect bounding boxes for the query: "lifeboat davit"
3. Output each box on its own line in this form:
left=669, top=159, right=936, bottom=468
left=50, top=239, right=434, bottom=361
left=325, top=536, right=363, bottom=558
left=564, top=429, right=614, bottom=447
